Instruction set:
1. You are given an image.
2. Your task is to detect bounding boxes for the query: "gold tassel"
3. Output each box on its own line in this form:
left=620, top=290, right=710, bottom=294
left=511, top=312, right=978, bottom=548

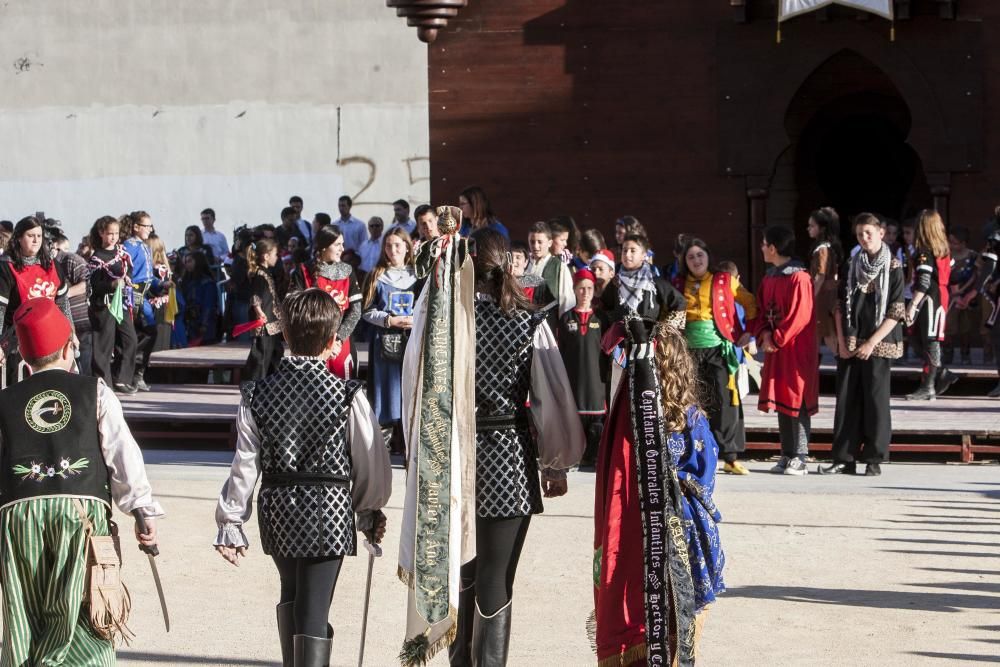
left=776, top=25, right=782, bottom=44
left=597, top=641, right=648, bottom=667
left=890, top=22, right=896, bottom=42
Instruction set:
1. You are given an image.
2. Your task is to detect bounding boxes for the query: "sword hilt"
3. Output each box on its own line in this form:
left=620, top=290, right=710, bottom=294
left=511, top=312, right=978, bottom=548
left=132, top=509, right=159, bottom=557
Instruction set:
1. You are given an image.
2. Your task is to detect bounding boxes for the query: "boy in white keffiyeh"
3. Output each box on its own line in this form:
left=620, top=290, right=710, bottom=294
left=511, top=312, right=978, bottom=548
left=821, top=213, right=905, bottom=477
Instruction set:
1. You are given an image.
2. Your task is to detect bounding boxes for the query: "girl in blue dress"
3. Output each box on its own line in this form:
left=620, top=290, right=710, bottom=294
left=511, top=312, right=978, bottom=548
left=361, top=228, right=419, bottom=453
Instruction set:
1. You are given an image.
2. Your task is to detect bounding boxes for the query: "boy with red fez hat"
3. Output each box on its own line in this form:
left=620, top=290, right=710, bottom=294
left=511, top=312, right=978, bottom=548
left=557, top=268, right=609, bottom=468
left=0, top=298, right=162, bottom=665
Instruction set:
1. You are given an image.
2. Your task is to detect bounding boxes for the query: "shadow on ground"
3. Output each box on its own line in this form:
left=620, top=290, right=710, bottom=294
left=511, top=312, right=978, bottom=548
left=726, top=585, right=1000, bottom=612
left=120, top=651, right=274, bottom=665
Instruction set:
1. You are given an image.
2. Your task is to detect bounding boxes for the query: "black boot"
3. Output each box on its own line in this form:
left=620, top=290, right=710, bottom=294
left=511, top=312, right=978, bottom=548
left=935, top=367, right=959, bottom=397
left=276, top=602, right=294, bottom=667
left=293, top=625, right=332, bottom=667
left=905, top=369, right=937, bottom=401
left=449, top=582, right=476, bottom=666
left=472, top=601, right=512, bottom=667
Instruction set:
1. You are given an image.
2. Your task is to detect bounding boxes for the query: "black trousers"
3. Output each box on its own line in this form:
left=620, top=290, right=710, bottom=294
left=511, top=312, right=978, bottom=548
left=832, top=356, right=892, bottom=464
left=245, top=333, right=283, bottom=380
left=132, top=314, right=157, bottom=379
left=580, top=414, right=605, bottom=465
left=89, top=306, right=137, bottom=386
left=459, top=515, right=531, bottom=616
left=75, top=330, right=94, bottom=377
left=271, top=555, right=343, bottom=637
left=909, top=304, right=942, bottom=370
left=991, top=323, right=1000, bottom=375
left=692, top=345, right=746, bottom=462
left=128, top=285, right=156, bottom=379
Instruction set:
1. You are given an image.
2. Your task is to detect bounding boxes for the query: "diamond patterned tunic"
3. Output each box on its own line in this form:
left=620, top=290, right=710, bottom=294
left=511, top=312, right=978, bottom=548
left=475, top=299, right=546, bottom=518
left=245, top=357, right=363, bottom=557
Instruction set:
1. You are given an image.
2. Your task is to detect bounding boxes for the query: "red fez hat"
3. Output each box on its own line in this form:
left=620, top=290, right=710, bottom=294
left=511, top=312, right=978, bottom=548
left=573, top=268, right=596, bottom=286
left=590, top=249, right=615, bottom=269
left=14, top=298, right=72, bottom=361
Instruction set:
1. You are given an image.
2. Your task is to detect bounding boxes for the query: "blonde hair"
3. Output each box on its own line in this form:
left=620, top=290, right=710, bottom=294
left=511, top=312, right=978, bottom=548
left=147, top=234, right=169, bottom=267
left=914, top=209, right=949, bottom=259
left=654, top=325, right=702, bottom=432
left=362, top=228, right=413, bottom=308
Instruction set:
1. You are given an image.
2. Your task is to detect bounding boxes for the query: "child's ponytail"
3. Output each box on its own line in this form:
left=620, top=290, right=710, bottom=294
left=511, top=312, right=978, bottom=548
left=246, top=239, right=276, bottom=275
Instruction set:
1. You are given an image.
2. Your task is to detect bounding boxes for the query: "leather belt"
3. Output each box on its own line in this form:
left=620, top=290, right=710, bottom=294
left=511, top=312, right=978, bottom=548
left=261, top=472, right=350, bottom=488
left=475, top=413, right=529, bottom=432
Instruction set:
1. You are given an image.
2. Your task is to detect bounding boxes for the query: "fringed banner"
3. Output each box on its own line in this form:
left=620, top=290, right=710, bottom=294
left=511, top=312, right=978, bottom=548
left=413, top=236, right=455, bottom=626
left=779, top=0, right=892, bottom=21
left=624, top=317, right=697, bottom=667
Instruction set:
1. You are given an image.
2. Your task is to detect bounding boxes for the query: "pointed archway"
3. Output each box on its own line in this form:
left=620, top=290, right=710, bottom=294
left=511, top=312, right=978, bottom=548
left=776, top=49, right=932, bottom=253
left=716, top=20, right=983, bottom=282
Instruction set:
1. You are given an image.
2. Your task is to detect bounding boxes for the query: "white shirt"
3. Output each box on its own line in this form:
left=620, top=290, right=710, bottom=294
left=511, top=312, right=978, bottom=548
left=388, top=219, right=417, bottom=237
left=202, top=229, right=230, bottom=263
left=296, top=219, right=313, bottom=247
left=337, top=216, right=368, bottom=254
left=527, top=254, right=575, bottom=315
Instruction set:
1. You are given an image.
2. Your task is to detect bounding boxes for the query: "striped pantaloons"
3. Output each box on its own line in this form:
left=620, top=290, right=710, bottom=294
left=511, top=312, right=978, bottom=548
left=1, top=497, right=116, bottom=667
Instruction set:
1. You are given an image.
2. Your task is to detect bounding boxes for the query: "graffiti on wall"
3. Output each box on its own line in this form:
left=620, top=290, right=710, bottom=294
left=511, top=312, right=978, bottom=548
left=336, top=155, right=430, bottom=208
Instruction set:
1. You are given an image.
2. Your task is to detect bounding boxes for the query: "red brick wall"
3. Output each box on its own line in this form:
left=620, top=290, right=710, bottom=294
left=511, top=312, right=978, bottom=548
left=427, top=1, right=999, bottom=276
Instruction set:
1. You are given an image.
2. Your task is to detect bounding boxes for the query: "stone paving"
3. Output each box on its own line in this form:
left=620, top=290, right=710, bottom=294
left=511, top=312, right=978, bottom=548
left=111, top=452, right=999, bottom=666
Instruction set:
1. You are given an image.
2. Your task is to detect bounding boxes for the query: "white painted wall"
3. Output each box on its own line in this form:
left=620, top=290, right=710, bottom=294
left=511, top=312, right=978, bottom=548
left=0, top=1, right=429, bottom=250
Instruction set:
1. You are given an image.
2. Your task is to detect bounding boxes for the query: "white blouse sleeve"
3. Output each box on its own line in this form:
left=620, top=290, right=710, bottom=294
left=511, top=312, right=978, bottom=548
left=557, top=263, right=575, bottom=316
left=213, top=401, right=261, bottom=548
left=347, top=390, right=393, bottom=533
left=529, top=321, right=584, bottom=478
left=96, top=380, right=165, bottom=518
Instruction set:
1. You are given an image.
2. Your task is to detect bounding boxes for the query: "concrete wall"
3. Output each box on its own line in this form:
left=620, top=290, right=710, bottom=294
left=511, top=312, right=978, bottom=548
left=0, top=0, right=429, bottom=250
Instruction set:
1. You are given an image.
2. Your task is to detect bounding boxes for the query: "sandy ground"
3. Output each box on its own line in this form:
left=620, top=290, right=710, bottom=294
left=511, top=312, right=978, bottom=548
left=102, top=452, right=1000, bottom=667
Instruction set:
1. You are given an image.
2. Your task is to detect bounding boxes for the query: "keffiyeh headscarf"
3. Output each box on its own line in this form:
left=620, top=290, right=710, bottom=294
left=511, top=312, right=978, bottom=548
left=845, top=244, right=891, bottom=328
left=617, top=264, right=655, bottom=312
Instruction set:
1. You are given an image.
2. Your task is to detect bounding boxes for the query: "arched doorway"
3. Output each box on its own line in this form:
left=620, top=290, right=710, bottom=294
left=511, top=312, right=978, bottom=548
left=783, top=50, right=932, bottom=255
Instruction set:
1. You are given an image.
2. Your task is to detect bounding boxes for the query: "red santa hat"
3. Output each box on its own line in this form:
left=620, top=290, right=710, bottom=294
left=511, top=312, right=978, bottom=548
left=14, top=298, right=72, bottom=361
left=573, top=268, right=596, bottom=286
left=590, top=249, right=615, bottom=269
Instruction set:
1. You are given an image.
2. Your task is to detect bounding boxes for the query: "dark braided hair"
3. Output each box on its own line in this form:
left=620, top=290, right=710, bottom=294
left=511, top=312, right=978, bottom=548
left=471, top=228, right=532, bottom=315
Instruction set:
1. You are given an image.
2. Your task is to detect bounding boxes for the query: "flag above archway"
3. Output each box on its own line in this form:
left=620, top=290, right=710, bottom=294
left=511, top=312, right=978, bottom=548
left=780, top=0, right=893, bottom=21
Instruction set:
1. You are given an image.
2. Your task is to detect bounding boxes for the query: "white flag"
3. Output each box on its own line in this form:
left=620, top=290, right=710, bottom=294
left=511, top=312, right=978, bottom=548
left=780, top=0, right=893, bottom=21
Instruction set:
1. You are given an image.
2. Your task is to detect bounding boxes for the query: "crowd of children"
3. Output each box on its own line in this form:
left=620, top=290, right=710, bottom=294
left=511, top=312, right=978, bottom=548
left=4, top=192, right=1000, bottom=667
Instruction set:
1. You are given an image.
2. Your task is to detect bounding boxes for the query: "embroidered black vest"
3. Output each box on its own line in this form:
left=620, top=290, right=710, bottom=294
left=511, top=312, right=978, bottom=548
left=474, top=299, right=544, bottom=429
left=0, top=370, right=109, bottom=510
left=246, top=357, right=363, bottom=556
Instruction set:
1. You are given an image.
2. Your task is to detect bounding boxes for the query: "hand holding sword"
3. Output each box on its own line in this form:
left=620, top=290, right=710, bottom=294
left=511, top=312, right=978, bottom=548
left=133, top=510, right=171, bottom=632
left=358, top=509, right=387, bottom=667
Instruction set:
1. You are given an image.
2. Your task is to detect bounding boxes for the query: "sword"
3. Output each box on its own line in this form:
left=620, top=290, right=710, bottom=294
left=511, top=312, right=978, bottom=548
left=132, top=510, right=170, bottom=632
left=358, top=529, right=383, bottom=667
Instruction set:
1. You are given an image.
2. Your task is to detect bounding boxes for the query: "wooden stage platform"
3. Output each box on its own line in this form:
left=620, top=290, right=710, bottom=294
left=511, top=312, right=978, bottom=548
left=743, top=394, right=1000, bottom=463
left=120, top=384, right=1000, bottom=462
left=148, top=341, right=370, bottom=384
